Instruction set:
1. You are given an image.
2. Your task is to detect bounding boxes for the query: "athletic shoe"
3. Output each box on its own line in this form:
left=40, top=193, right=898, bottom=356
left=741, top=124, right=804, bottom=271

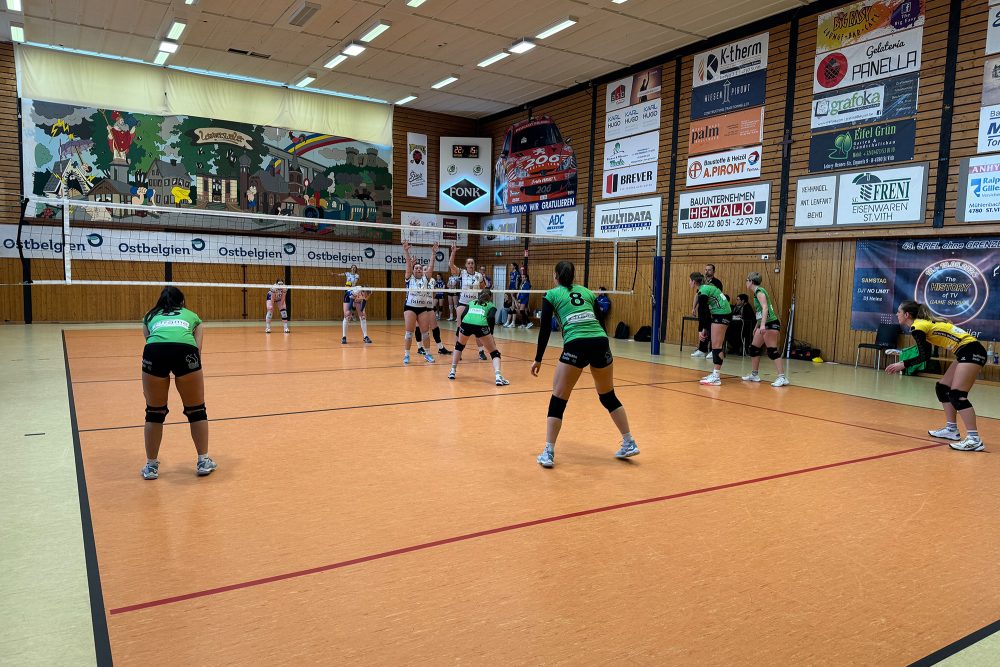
left=771, top=376, right=790, bottom=387
left=928, top=426, right=961, bottom=441
left=363, top=336, right=373, bottom=344
left=438, top=346, right=452, bottom=354
left=614, top=440, right=639, bottom=459
left=448, top=368, right=456, bottom=380
left=518, top=324, right=527, bottom=329
left=265, top=327, right=271, bottom=334
left=537, top=445, right=555, bottom=468
left=448, top=316, right=455, bottom=321
left=417, top=346, right=426, bottom=355
left=283, top=327, right=289, bottom=334
left=525, top=322, right=534, bottom=329
left=741, top=373, right=761, bottom=382
left=479, top=350, right=487, bottom=361
left=495, top=374, right=510, bottom=386
left=341, top=337, right=347, bottom=344
left=196, top=456, right=217, bottom=476
left=403, top=352, right=410, bottom=365
left=424, top=353, right=435, bottom=363
left=141, top=461, right=159, bottom=480
left=690, top=350, right=706, bottom=358
left=949, top=436, right=985, bottom=452
left=699, top=374, right=721, bottom=386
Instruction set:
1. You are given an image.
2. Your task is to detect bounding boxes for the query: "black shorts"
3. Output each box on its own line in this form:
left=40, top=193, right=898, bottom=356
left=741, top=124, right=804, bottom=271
left=343, top=292, right=354, bottom=304
left=142, top=343, right=202, bottom=378
left=559, top=337, right=613, bottom=369
left=759, top=319, right=781, bottom=331
left=459, top=322, right=491, bottom=338
left=404, top=305, right=432, bottom=315
left=955, top=341, right=988, bottom=367
left=711, top=314, right=732, bottom=326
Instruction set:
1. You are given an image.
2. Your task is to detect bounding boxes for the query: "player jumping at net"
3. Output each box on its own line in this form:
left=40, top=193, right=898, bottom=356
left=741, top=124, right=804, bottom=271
left=690, top=271, right=730, bottom=386
left=343, top=284, right=372, bottom=344
left=885, top=300, right=988, bottom=452
left=448, top=243, right=488, bottom=361
left=531, top=260, right=638, bottom=468
left=265, top=280, right=289, bottom=334
left=336, top=264, right=361, bottom=343
left=402, top=241, right=439, bottom=365
left=448, top=287, right=509, bottom=386
left=741, top=272, right=789, bottom=387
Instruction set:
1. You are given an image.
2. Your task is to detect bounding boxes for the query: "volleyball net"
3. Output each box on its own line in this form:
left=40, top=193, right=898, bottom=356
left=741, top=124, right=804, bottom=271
left=7, top=197, right=648, bottom=298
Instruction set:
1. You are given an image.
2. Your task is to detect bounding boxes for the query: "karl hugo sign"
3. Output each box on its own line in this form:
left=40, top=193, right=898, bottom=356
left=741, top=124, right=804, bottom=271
left=692, top=33, right=769, bottom=87
left=836, top=164, right=927, bottom=225
left=957, top=155, right=1000, bottom=222
left=816, top=0, right=925, bottom=53
left=808, top=118, right=916, bottom=172
left=813, top=27, right=923, bottom=94
left=605, top=67, right=662, bottom=142
left=593, top=196, right=661, bottom=239
left=677, top=183, right=771, bottom=235
left=686, top=146, right=762, bottom=188
left=688, top=107, right=764, bottom=155
left=811, top=73, right=918, bottom=131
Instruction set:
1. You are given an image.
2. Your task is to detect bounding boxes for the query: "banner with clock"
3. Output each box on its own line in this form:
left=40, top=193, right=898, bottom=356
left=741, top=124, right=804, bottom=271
left=439, top=137, right=493, bottom=213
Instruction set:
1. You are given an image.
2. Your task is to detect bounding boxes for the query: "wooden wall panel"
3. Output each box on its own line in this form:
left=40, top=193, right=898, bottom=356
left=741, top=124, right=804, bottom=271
left=30, top=260, right=163, bottom=322
left=0, top=259, right=23, bottom=322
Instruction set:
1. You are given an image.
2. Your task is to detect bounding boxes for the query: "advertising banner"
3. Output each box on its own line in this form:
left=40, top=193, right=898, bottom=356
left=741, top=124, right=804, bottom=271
left=533, top=207, right=581, bottom=238
left=794, top=175, right=839, bottom=227
left=0, top=223, right=413, bottom=271
left=808, top=118, right=916, bottom=172
left=605, top=98, right=661, bottom=142
left=979, top=105, right=1000, bottom=154
left=984, top=56, right=1000, bottom=107
left=816, top=0, right=925, bottom=53
left=691, top=69, right=767, bottom=120
left=603, top=163, right=658, bottom=199
left=851, top=237, right=1000, bottom=339
left=989, top=3, right=1000, bottom=56
left=811, top=73, right=919, bottom=131
left=606, top=67, right=662, bottom=111
left=400, top=211, right=469, bottom=246
left=693, top=33, right=769, bottom=88
left=494, top=116, right=578, bottom=214
left=603, top=131, right=659, bottom=171
left=836, top=164, right=927, bottom=225
left=688, top=107, right=764, bottom=155
left=813, top=27, right=923, bottom=94
left=677, top=183, right=770, bottom=235
left=686, top=146, right=762, bottom=187
left=594, top=196, right=661, bottom=239
left=479, top=215, right=519, bottom=244
left=957, top=155, right=1000, bottom=222
left=406, top=132, right=428, bottom=198
left=439, top=137, right=492, bottom=213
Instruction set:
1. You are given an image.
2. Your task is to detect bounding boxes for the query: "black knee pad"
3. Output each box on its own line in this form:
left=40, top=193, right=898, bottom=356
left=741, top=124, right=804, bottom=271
left=598, top=390, right=623, bottom=413
left=749, top=344, right=762, bottom=358
left=712, top=348, right=723, bottom=365
left=454, top=341, right=466, bottom=352
left=948, top=389, right=972, bottom=412
left=548, top=395, right=568, bottom=420
left=432, top=327, right=442, bottom=343
left=935, top=382, right=951, bottom=404
left=767, top=347, right=780, bottom=360
left=183, top=403, right=208, bottom=423
left=145, top=404, right=168, bottom=424
left=280, top=309, right=288, bottom=321
left=490, top=350, right=501, bottom=359
left=414, top=328, right=422, bottom=342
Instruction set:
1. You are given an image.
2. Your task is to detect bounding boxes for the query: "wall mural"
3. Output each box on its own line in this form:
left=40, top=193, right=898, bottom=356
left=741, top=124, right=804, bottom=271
left=20, top=98, right=393, bottom=234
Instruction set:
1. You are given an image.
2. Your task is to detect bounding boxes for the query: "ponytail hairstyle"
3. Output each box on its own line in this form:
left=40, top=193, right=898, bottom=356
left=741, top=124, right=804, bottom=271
left=144, top=286, right=186, bottom=324
left=689, top=271, right=705, bottom=285
left=477, top=287, right=493, bottom=304
left=899, top=299, right=949, bottom=324
left=555, top=260, right=575, bottom=288
left=746, top=272, right=763, bottom=286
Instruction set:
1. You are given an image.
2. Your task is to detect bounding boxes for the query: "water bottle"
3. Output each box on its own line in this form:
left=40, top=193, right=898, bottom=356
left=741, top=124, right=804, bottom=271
left=991, top=340, right=999, bottom=365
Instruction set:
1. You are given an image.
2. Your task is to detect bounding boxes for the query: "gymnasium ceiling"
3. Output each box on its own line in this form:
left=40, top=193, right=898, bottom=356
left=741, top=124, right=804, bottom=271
left=5, top=0, right=817, bottom=117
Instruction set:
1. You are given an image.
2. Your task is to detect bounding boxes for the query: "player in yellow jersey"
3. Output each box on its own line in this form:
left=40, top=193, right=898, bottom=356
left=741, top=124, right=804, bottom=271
left=885, top=300, right=988, bottom=452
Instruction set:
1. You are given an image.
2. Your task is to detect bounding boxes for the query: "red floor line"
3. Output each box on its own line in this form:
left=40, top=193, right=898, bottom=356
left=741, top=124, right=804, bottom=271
left=107, top=441, right=942, bottom=616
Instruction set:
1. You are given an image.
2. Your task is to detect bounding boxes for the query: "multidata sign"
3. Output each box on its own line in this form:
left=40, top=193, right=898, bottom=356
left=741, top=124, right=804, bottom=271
left=686, top=145, right=762, bottom=188
left=836, top=164, right=928, bottom=225
left=533, top=207, right=581, bottom=238
left=978, top=105, right=1000, bottom=154
left=605, top=98, right=661, bottom=142
left=816, top=0, right=925, bottom=53
left=677, top=183, right=770, bottom=235
left=794, top=175, right=838, bottom=228
left=400, top=211, right=469, bottom=246
left=957, top=155, right=1000, bottom=222
left=0, top=224, right=411, bottom=271
left=692, top=33, right=769, bottom=88
left=479, top=215, right=519, bottom=244
left=594, top=196, right=661, bottom=239
left=439, top=136, right=492, bottom=213
left=691, top=69, right=767, bottom=120
left=813, top=27, right=923, bottom=94
left=811, top=73, right=919, bottom=131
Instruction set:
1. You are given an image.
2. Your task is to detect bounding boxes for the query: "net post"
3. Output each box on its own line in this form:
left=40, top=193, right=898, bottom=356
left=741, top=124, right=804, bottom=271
left=62, top=198, right=71, bottom=284
left=612, top=239, right=619, bottom=291
left=651, top=255, right=664, bottom=356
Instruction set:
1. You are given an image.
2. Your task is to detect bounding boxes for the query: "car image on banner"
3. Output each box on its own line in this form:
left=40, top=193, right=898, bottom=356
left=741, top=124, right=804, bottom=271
left=494, top=116, right=577, bottom=214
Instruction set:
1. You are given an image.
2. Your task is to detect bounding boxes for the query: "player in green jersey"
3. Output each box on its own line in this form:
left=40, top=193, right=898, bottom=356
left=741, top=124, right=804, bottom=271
left=530, top=261, right=638, bottom=468
left=140, top=286, right=216, bottom=480
left=741, top=272, right=789, bottom=387
left=690, top=271, right=731, bottom=386
left=448, top=288, right=510, bottom=386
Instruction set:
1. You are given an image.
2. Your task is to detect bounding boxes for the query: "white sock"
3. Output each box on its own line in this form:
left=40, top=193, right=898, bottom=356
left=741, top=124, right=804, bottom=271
left=342, top=318, right=349, bottom=337
left=492, top=357, right=501, bottom=373
left=266, top=311, right=272, bottom=324
left=545, top=442, right=554, bottom=451
left=945, top=422, right=958, bottom=430
left=360, top=318, right=368, bottom=337
left=623, top=432, right=634, bottom=443
left=198, top=454, right=208, bottom=462
left=147, top=458, right=158, bottom=465
left=968, top=430, right=980, bottom=439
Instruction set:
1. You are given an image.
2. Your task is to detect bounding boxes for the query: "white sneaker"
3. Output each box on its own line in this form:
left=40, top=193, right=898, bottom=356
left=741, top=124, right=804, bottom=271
left=771, top=375, right=790, bottom=387
left=949, top=436, right=985, bottom=452
left=699, top=374, right=721, bottom=386
left=265, top=326, right=271, bottom=334
left=690, top=350, right=706, bottom=358
left=283, top=327, right=290, bottom=334
left=928, top=426, right=961, bottom=441
left=741, top=373, right=761, bottom=382
left=525, top=322, right=534, bottom=329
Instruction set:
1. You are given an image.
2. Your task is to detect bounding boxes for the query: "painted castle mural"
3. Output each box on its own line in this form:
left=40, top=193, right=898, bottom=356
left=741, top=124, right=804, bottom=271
left=21, top=98, right=392, bottom=235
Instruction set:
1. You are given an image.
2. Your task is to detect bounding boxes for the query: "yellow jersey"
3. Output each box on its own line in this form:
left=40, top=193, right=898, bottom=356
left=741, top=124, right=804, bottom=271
left=909, top=319, right=977, bottom=352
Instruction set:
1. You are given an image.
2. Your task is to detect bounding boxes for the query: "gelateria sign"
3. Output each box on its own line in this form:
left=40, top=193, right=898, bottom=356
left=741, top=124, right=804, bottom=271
left=191, top=128, right=253, bottom=148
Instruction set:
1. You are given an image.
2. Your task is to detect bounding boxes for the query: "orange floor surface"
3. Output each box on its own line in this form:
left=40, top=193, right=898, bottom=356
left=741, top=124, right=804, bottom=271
left=65, top=326, right=1000, bottom=665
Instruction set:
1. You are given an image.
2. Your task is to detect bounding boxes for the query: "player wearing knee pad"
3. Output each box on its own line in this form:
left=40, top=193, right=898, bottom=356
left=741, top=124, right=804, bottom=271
left=741, top=272, right=788, bottom=387
left=265, top=280, right=290, bottom=334
left=448, top=289, right=508, bottom=385
left=690, top=272, right=730, bottom=386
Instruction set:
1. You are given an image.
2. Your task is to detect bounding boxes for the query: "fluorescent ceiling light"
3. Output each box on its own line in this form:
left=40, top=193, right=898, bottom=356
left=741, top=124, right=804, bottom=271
left=6, top=0, right=22, bottom=12
left=508, top=38, right=535, bottom=54
left=612, top=0, right=628, bottom=4
left=324, top=54, right=348, bottom=68
left=431, top=75, right=458, bottom=89
left=159, top=40, right=179, bottom=53
left=342, top=41, right=366, bottom=56
left=359, top=20, right=391, bottom=43
left=477, top=52, right=510, bottom=68
left=535, top=17, right=578, bottom=40
left=395, top=95, right=417, bottom=105
left=10, top=23, right=25, bottom=43
left=295, top=74, right=317, bottom=87
left=185, top=0, right=198, bottom=4
left=406, top=0, right=427, bottom=6
left=154, top=51, right=170, bottom=65
left=167, top=21, right=186, bottom=40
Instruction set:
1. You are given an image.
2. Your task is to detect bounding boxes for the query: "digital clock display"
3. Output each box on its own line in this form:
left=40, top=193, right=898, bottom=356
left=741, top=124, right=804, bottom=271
left=452, top=144, right=480, bottom=159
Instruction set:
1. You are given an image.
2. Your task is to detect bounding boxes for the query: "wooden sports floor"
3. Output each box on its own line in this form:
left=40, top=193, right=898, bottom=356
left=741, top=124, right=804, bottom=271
left=63, top=324, right=1000, bottom=665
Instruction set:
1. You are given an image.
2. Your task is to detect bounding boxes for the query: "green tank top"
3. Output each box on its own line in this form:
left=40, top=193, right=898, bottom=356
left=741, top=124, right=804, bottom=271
left=545, top=284, right=606, bottom=343
left=698, top=284, right=730, bottom=316
left=144, top=307, right=201, bottom=346
left=752, top=286, right=777, bottom=322
left=462, top=300, right=491, bottom=326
